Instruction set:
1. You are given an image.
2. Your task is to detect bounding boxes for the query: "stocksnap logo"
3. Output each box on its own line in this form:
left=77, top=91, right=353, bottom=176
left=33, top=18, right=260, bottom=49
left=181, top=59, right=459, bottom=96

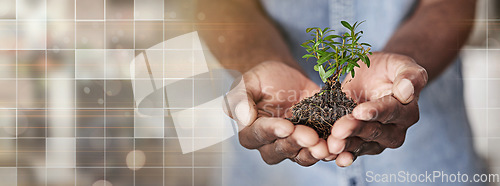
left=131, top=31, right=246, bottom=153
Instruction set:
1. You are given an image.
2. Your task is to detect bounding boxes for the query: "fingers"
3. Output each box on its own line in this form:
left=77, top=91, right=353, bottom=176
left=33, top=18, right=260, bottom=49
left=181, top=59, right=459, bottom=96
left=355, top=142, right=385, bottom=156
left=327, top=136, right=346, bottom=155
left=336, top=152, right=354, bottom=167
left=308, top=139, right=330, bottom=160
left=335, top=141, right=385, bottom=167
left=330, top=115, right=381, bottom=139
left=223, top=75, right=259, bottom=127
left=343, top=137, right=365, bottom=152
left=355, top=123, right=406, bottom=149
left=328, top=129, right=388, bottom=155
left=238, top=117, right=294, bottom=149
left=323, top=154, right=337, bottom=161
left=256, top=125, right=321, bottom=165
left=288, top=125, right=320, bottom=147
left=258, top=138, right=300, bottom=165
left=392, top=78, right=415, bottom=104
left=330, top=114, right=407, bottom=149
left=324, top=93, right=417, bottom=168
left=389, top=55, right=428, bottom=104
left=343, top=138, right=385, bottom=156
left=329, top=135, right=386, bottom=156
left=351, top=95, right=419, bottom=125
left=291, top=148, right=319, bottom=167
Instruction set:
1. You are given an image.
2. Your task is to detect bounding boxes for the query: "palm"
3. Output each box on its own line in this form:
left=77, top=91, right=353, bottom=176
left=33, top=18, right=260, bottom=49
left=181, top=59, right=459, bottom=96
left=247, top=62, right=319, bottom=118
left=226, top=61, right=331, bottom=167
left=342, top=53, right=413, bottom=103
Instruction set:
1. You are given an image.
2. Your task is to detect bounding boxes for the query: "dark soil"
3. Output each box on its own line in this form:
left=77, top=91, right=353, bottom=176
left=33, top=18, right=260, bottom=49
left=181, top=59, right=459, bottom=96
left=287, top=80, right=357, bottom=140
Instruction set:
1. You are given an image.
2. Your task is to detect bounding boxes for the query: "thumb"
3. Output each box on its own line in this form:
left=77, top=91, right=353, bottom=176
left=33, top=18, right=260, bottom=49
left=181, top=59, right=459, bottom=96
left=392, top=64, right=428, bottom=104
left=223, top=75, right=258, bottom=128
left=393, top=78, right=415, bottom=104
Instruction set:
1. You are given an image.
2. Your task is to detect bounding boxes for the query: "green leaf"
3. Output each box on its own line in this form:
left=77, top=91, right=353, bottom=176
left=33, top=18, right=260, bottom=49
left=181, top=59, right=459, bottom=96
left=345, top=64, right=353, bottom=76
left=303, top=21, right=372, bottom=81
left=341, top=65, right=347, bottom=76
left=355, top=20, right=366, bottom=29
left=338, top=57, right=348, bottom=64
left=314, top=64, right=321, bottom=71
left=352, top=57, right=360, bottom=63
left=365, top=56, right=371, bottom=67
left=360, top=56, right=367, bottom=65
left=324, top=35, right=341, bottom=41
left=325, top=69, right=335, bottom=79
left=326, top=42, right=342, bottom=47
left=350, top=68, right=356, bottom=78
left=348, top=59, right=360, bottom=67
left=306, top=27, right=318, bottom=33
left=341, top=21, right=352, bottom=30
left=313, top=41, right=321, bottom=48
left=317, top=53, right=332, bottom=64
left=318, top=28, right=324, bottom=37
left=318, top=65, right=327, bottom=83
left=301, top=41, right=312, bottom=46
left=360, top=43, right=371, bottom=47
left=302, top=54, right=315, bottom=59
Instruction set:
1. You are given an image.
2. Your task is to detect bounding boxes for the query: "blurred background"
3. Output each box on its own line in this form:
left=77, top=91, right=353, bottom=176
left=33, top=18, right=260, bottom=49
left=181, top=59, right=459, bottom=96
left=464, top=1, right=500, bottom=185
left=0, top=0, right=224, bottom=185
left=0, top=0, right=499, bottom=185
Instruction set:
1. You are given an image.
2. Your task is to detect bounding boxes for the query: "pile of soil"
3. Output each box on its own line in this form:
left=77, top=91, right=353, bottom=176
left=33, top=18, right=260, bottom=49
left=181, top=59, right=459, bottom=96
left=287, top=80, right=357, bottom=139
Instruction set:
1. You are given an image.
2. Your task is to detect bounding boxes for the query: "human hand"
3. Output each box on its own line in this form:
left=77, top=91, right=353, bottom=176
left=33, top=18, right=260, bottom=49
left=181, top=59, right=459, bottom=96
left=327, top=52, right=428, bottom=167
left=224, top=61, right=333, bottom=166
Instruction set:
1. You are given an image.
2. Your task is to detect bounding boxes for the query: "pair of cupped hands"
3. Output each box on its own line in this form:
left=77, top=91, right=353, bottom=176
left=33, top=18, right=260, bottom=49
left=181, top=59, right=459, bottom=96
left=224, top=52, right=428, bottom=167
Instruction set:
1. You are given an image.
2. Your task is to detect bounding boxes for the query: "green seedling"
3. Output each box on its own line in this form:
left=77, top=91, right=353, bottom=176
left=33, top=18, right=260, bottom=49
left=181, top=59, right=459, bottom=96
left=301, top=21, right=372, bottom=83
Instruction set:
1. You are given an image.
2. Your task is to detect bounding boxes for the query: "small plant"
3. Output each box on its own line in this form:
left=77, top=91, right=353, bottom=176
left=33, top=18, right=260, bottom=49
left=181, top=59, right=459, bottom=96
left=287, top=21, right=372, bottom=139
left=301, top=21, right=372, bottom=83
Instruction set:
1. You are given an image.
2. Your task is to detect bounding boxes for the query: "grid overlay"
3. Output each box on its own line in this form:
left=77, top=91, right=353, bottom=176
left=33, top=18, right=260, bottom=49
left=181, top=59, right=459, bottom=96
left=462, top=0, right=500, bottom=175
left=2, top=0, right=499, bottom=185
left=0, top=0, right=223, bottom=185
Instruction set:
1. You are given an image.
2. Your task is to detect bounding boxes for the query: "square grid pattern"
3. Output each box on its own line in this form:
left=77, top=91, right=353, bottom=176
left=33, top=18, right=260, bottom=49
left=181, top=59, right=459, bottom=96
left=462, top=1, right=500, bottom=180
left=0, top=0, right=224, bottom=185
left=2, top=0, right=500, bottom=185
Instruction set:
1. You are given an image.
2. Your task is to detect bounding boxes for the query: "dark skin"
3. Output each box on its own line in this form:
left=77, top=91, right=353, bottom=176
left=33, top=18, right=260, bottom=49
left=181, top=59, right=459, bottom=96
left=197, top=0, right=476, bottom=167
left=196, top=0, right=301, bottom=72
left=384, top=0, right=476, bottom=81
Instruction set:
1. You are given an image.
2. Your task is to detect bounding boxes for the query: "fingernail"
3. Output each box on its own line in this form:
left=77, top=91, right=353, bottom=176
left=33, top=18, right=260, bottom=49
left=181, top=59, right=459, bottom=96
left=342, top=158, right=353, bottom=167
left=332, top=141, right=345, bottom=154
left=352, top=107, right=374, bottom=121
left=395, top=79, right=414, bottom=102
left=275, top=127, right=289, bottom=138
left=324, top=154, right=336, bottom=161
left=331, top=128, right=347, bottom=139
left=235, top=102, right=251, bottom=125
